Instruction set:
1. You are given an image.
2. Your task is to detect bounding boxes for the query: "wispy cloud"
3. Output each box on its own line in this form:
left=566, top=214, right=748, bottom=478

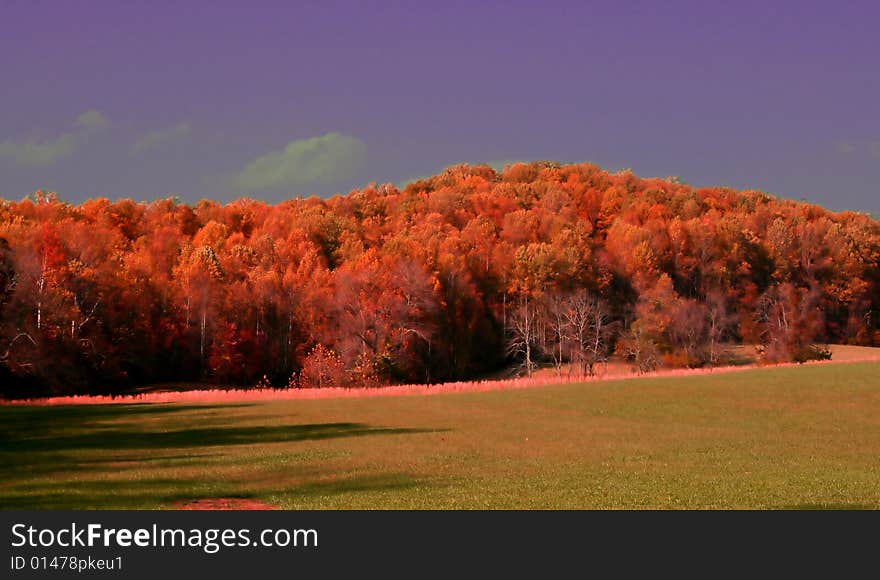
left=0, top=110, right=109, bottom=168
left=132, top=122, right=192, bottom=154
left=75, top=110, right=111, bottom=131
left=229, top=132, right=366, bottom=191
left=835, top=141, right=855, bottom=154
left=0, top=133, right=76, bottom=167
left=835, top=140, right=880, bottom=157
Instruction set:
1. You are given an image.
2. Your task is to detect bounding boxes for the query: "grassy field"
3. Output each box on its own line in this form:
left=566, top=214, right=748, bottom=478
left=2, top=362, right=880, bottom=509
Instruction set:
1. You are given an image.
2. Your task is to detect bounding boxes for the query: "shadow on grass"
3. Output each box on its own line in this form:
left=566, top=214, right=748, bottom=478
left=0, top=403, right=269, bottom=479
left=2, top=422, right=444, bottom=453
left=0, top=473, right=428, bottom=510
left=0, top=452, right=218, bottom=480
left=0, top=473, right=433, bottom=510
left=0, top=403, right=257, bottom=440
left=0, top=402, right=449, bottom=508
left=1, top=403, right=444, bottom=454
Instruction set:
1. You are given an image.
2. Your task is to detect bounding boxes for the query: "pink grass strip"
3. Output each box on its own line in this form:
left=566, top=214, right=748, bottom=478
left=4, top=355, right=879, bottom=407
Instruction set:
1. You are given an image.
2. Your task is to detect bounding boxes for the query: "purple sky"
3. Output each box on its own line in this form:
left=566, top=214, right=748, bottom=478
left=1, top=0, right=878, bottom=213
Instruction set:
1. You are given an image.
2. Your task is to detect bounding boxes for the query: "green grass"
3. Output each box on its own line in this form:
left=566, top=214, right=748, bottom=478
left=2, top=362, right=880, bottom=509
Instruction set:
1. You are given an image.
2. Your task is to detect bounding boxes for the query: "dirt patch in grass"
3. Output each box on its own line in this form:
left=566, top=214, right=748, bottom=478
left=172, top=498, right=276, bottom=510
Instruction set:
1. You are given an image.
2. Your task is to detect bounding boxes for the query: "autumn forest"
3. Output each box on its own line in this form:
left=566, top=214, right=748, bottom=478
left=1, top=162, right=878, bottom=397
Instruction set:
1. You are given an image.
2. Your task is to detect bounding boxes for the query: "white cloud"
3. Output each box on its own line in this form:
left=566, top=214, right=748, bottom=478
left=835, top=140, right=880, bottom=157
left=132, top=122, right=192, bottom=154
left=0, top=133, right=76, bottom=167
left=75, top=110, right=110, bottom=131
left=0, top=109, right=110, bottom=168
left=230, top=132, right=366, bottom=191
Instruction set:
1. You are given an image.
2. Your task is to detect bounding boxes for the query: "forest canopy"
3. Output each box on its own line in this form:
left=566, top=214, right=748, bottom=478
left=1, top=162, right=878, bottom=396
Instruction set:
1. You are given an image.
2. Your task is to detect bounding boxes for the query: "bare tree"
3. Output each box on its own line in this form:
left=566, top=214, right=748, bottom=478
left=539, top=290, right=615, bottom=377
left=565, top=292, right=612, bottom=376
left=616, top=322, right=660, bottom=374
left=506, top=296, right=539, bottom=377
left=705, top=289, right=732, bottom=365
left=668, top=299, right=709, bottom=366
left=542, top=292, right=569, bottom=376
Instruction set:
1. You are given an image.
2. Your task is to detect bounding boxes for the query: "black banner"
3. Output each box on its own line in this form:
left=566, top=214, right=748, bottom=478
left=0, top=510, right=872, bottom=578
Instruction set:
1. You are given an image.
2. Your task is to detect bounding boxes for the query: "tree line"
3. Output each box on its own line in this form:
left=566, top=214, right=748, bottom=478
left=1, top=162, right=878, bottom=396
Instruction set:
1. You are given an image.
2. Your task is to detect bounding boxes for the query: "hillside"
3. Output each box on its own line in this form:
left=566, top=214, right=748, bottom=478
left=1, top=162, right=879, bottom=395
